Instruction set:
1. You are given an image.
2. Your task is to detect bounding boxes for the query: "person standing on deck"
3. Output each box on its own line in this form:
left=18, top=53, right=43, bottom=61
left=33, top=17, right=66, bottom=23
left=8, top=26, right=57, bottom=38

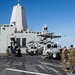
left=68, top=45, right=75, bottom=73
left=61, top=46, right=68, bottom=72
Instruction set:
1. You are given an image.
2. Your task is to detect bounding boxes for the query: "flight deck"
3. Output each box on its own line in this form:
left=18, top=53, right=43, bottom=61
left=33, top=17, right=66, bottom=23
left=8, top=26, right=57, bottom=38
left=0, top=55, right=74, bottom=75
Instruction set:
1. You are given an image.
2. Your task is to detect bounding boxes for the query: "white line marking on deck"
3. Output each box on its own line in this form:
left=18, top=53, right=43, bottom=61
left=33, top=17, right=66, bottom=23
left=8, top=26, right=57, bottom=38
left=39, top=60, right=62, bottom=67
left=6, top=68, right=51, bottom=75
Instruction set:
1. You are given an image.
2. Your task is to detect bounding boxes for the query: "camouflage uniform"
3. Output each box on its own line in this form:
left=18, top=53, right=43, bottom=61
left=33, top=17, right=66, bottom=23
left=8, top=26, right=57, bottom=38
left=68, top=46, right=75, bottom=73
left=61, top=47, right=68, bottom=71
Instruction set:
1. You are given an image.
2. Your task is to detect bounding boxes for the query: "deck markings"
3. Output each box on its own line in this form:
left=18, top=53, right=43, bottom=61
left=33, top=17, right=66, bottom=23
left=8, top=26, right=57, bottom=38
left=25, top=64, right=39, bottom=72
left=44, top=65, right=61, bottom=75
left=6, top=68, right=51, bottom=75
left=38, top=60, right=62, bottom=67
left=0, top=59, right=7, bottom=65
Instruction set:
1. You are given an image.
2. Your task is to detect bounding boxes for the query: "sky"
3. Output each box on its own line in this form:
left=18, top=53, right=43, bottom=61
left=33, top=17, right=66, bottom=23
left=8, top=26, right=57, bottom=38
left=0, top=0, right=75, bottom=48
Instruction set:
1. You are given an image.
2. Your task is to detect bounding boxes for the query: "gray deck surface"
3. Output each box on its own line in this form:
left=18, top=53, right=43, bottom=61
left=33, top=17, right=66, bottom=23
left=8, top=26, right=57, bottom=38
left=0, top=55, right=75, bottom=75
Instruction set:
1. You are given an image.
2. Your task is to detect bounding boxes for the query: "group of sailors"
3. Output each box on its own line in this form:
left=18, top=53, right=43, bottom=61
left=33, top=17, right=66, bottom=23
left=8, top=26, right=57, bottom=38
left=61, top=45, right=75, bottom=74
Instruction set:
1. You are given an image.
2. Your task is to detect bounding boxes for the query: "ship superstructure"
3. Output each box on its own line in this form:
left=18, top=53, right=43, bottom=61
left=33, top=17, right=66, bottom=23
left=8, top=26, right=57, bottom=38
left=0, top=0, right=61, bottom=55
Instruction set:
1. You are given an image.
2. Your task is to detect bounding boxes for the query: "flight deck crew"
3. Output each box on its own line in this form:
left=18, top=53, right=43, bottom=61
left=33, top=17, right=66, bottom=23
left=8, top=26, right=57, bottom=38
left=61, top=46, right=68, bottom=72
left=68, top=45, right=75, bottom=73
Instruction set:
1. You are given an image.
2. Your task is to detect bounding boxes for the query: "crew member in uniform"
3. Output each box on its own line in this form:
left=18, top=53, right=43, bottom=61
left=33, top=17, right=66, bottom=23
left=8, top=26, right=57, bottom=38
left=68, top=45, right=75, bottom=73
left=61, top=46, right=68, bottom=72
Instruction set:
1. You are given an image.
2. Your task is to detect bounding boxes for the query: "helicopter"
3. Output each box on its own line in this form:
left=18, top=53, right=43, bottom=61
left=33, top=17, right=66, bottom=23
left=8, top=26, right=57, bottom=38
left=26, top=40, right=38, bottom=55
left=37, top=25, right=61, bottom=59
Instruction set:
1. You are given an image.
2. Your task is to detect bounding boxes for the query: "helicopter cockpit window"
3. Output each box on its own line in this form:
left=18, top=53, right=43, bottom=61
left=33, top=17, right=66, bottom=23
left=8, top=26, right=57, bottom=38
left=31, top=46, right=36, bottom=49
left=34, top=47, right=36, bottom=49
left=54, top=44, right=57, bottom=48
left=52, top=45, right=54, bottom=48
left=31, top=47, right=33, bottom=49
left=47, top=44, right=51, bottom=48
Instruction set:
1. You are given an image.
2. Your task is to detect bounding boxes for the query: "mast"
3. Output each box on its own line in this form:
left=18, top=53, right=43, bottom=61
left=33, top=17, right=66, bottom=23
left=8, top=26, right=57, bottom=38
left=10, top=0, right=28, bottom=31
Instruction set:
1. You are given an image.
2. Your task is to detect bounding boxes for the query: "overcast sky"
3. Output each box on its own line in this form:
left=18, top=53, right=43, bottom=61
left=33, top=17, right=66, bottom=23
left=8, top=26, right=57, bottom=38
left=0, top=0, right=75, bottom=47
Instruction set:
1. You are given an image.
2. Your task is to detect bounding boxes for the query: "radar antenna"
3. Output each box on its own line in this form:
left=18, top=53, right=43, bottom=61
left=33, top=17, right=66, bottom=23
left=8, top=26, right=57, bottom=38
left=18, top=0, right=20, bottom=5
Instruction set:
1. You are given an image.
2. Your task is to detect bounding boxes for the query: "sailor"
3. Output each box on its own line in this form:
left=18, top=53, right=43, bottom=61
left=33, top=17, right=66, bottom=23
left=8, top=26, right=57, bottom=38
left=61, top=46, right=68, bottom=72
left=10, top=37, right=16, bottom=54
left=68, top=45, right=75, bottom=73
left=6, top=46, right=11, bottom=58
left=16, top=47, right=22, bottom=57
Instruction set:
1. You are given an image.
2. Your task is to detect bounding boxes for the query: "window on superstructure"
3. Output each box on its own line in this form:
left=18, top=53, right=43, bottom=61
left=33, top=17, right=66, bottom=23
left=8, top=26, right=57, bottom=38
left=11, top=25, right=13, bottom=27
left=37, top=32, right=39, bottom=34
left=22, top=38, right=26, bottom=47
left=16, top=38, right=21, bottom=47
left=7, top=25, right=9, bottom=27
left=21, top=30, right=23, bottom=33
left=3, top=28, right=5, bottom=30
left=34, top=32, right=36, bottom=33
left=1, top=25, right=3, bottom=26
left=39, top=32, right=41, bottom=34
left=4, top=25, right=6, bottom=27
